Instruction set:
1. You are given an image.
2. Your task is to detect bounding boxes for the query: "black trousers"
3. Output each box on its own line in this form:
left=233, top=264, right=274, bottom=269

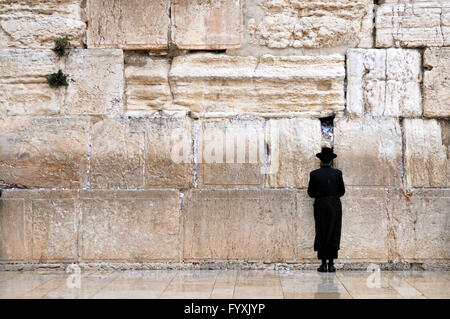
left=318, top=247, right=338, bottom=260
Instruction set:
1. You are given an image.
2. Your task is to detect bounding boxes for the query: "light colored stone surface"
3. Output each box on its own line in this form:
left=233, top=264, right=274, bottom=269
left=0, top=49, right=63, bottom=116
left=86, top=0, right=170, bottom=49
left=31, top=198, right=77, bottom=262
left=65, top=49, right=124, bottom=116
left=376, top=1, right=450, bottom=47
left=197, top=118, right=265, bottom=188
left=403, top=119, right=449, bottom=187
left=347, top=49, right=422, bottom=117
left=145, top=117, right=194, bottom=188
left=0, top=198, right=25, bottom=261
left=171, top=0, right=242, bottom=49
left=0, top=0, right=85, bottom=48
left=388, top=188, right=450, bottom=262
left=90, top=118, right=145, bottom=189
left=295, top=191, right=316, bottom=260
left=334, top=117, right=403, bottom=187
left=170, top=53, right=345, bottom=117
left=90, top=117, right=193, bottom=189
left=125, top=54, right=173, bottom=116
left=296, top=188, right=390, bottom=262
left=0, top=117, right=89, bottom=189
left=183, top=189, right=297, bottom=262
left=340, top=187, right=389, bottom=261
left=80, top=190, right=180, bottom=262
left=2, top=270, right=449, bottom=299
left=424, top=47, right=450, bottom=118
left=266, top=118, right=322, bottom=188
left=245, top=0, right=373, bottom=49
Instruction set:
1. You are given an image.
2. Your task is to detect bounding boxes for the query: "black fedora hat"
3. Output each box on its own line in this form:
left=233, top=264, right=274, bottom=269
left=316, top=147, right=337, bottom=161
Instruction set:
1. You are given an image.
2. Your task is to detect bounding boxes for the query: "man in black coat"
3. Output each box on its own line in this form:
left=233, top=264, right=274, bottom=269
left=307, top=147, right=345, bottom=272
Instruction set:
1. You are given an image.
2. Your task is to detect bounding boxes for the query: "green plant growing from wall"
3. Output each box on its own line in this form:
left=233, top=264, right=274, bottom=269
left=53, top=37, right=69, bottom=57
left=46, top=70, right=69, bottom=88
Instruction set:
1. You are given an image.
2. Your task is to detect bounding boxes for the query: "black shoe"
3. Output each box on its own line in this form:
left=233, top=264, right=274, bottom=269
left=317, top=265, right=327, bottom=272
left=327, top=264, right=336, bottom=272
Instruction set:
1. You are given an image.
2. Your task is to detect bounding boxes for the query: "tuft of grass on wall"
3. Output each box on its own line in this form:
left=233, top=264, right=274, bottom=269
left=53, top=37, right=70, bottom=57
left=46, top=70, right=69, bottom=88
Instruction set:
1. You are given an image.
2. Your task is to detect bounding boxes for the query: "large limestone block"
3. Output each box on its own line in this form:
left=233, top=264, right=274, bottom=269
left=0, top=197, right=25, bottom=261
left=0, top=49, right=63, bottom=116
left=266, top=118, right=322, bottom=188
left=295, top=191, right=316, bottom=260
left=334, top=117, right=402, bottom=187
left=376, top=1, right=450, bottom=47
left=424, top=47, right=450, bottom=118
left=296, top=188, right=390, bottom=262
left=347, top=49, right=422, bottom=117
left=65, top=49, right=124, bottom=115
left=90, top=117, right=194, bottom=189
left=388, top=188, right=450, bottom=262
left=1, top=190, right=79, bottom=262
left=171, top=0, right=242, bottom=49
left=404, top=119, right=449, bottom=187
left=80, top=190, right=180, bottom=262
left=31, top=197, right=77, bottom=262
left=145, top=117, right=194, bottom=188
left=86, top=0, right=170, bottom=49
left=0, top=0, right=86, bottom=48
left=339, top=187, right=389, bottom=261
left=0, top=117, right=89, bottom=189
left=197, top=118, right=265, bottom=188
left=124, top=54, right=174, bottom=116
left=246, top=0, right=373, bottom=49
left=183, top=189, right=297, bottom=262
left=170, top=53, right=345, bottom=117
left=90, top=118, right=146, bottom=189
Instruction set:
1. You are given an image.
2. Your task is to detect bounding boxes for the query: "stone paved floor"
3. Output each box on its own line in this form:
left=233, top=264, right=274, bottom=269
left=0, top=270, right=449, bottom=299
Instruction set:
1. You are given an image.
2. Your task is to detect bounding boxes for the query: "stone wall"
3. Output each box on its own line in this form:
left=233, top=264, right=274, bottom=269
left=0, top=0, right=448, bottom=267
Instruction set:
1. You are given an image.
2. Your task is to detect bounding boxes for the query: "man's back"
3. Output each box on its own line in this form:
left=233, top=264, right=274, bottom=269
left=307, top=166, right=345, bottom=198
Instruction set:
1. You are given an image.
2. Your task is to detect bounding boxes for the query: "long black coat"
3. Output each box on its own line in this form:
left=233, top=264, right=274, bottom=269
left=307, top=166, right=345, bottom=253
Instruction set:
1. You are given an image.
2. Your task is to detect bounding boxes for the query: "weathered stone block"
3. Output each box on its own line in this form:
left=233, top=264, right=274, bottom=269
left=65, top=49, right=124, bottom=115
left=295, top=191, right=316, bottom=260
left=334, top=117, right=402, bottom=187
left=347, top=49, right=422, bottom=117
left=296, top=188, right=390, bottom=261
left=80, top=190, right=180, bottom=262
left=170, top=53, right=345, bottom=117
left=246, top=0, right=373, bottom=49
left=145, top=117, right=194, bottom=188
left=404, top=119, right=449, bottom=187
left=0, top=198, right=25, bottom=261
left=0, top=117, right=89, bottom=188
left=340, top=187, right=389, bottom=261
left=171, top=0, right=242, bottom=49
left=197, top=118, right=265, bottom=188
left=388, top=188, right=450, bottom=261
left=124, top=54, right=174, bottom=116
left=0, top=49, right=63, bottom=116
left=90, top=117, right=194, bottom=189
left=266, top=118, right=322, bottom=188
left=183, top=189, right=297, bottom=262
left=86, top=0, right=170, bottom=49
left=31, top=197, right=77, bottom=262
left=424, top=47, right=450, bottom=118
left=0, top=0, right=86, bottom=48
left=376, top=1, right=450, bottom=47
left=90, top=118, right=145, bottom=189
